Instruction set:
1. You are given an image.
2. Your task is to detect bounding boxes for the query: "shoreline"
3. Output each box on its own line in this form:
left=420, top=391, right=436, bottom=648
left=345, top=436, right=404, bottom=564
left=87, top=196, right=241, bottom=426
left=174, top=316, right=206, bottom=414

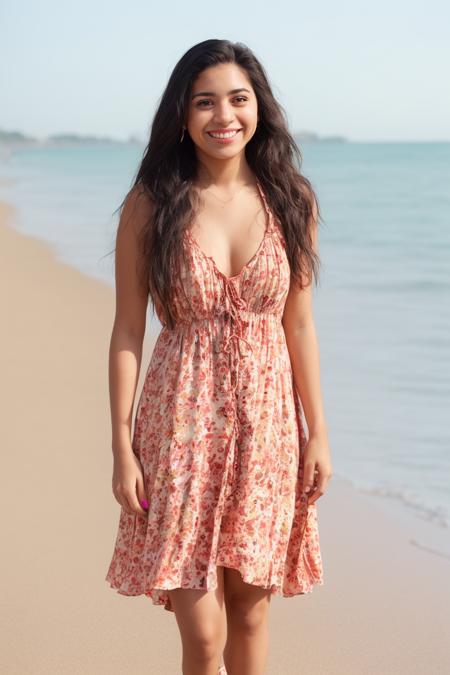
left=1, top=196, right=449, bottom=673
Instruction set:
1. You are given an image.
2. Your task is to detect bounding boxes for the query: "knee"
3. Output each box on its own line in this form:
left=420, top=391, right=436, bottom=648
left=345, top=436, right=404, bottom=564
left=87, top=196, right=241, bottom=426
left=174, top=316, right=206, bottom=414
left=182, top=624, right=222, bottom=662
left=226, top=596, right=269, bottom=634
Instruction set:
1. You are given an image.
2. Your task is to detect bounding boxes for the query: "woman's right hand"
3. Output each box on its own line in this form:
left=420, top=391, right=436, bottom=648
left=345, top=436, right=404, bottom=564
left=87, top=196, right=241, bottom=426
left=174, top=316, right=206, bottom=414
left=112, top=450, right=149, bottom=517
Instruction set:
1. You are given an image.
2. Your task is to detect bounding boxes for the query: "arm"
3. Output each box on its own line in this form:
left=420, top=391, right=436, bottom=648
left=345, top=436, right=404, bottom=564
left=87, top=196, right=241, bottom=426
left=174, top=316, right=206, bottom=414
left=281, top=196, right=333, bottom=503
left=109, top=186, right=153, bottom=515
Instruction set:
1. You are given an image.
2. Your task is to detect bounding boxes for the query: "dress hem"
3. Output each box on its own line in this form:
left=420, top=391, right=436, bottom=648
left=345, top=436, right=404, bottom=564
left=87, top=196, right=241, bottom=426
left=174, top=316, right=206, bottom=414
left=105, top=564, right=324, bottom=613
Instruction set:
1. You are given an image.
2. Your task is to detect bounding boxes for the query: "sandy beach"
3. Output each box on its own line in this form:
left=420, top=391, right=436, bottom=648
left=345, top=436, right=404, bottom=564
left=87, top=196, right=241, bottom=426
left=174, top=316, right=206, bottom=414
left=1, top=196, right=449, bottom=675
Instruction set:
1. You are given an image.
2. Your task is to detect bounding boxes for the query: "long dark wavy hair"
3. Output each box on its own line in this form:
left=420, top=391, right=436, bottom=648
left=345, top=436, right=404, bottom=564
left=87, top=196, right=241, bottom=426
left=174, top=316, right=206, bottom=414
left=114, top=38, right=322, bottom=330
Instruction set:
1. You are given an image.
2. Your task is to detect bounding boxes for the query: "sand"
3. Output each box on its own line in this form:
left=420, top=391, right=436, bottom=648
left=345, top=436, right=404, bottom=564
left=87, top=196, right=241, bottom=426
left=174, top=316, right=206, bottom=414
left=1, top=197, right=449, bottom=674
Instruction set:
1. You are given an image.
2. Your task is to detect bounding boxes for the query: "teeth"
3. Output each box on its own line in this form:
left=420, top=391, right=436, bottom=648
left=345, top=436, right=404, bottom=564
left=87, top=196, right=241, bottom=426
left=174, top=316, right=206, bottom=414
left=209, top=130, right=239, bottom=139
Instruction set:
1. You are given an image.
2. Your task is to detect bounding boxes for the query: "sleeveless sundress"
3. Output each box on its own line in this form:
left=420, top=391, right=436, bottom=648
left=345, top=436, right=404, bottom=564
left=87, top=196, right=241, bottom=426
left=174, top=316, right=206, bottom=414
left=105, top=180, right=324, bottom=612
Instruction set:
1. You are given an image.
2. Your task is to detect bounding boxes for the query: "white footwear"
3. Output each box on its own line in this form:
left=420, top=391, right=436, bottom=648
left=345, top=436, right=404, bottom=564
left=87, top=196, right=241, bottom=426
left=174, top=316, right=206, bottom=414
left=218, top=666, right=227, bottom=674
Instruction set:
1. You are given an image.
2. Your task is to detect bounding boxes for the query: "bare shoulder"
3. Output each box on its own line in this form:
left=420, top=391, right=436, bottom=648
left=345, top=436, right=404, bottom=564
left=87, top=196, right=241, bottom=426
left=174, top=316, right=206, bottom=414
left=118, top=184, right=155, bottom=238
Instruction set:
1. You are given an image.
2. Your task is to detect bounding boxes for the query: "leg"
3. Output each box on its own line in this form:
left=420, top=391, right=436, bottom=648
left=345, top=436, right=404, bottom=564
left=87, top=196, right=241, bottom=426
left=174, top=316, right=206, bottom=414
left=223, top=567, right=272, bottom=675
left=167, top=566, right=227, bottom=675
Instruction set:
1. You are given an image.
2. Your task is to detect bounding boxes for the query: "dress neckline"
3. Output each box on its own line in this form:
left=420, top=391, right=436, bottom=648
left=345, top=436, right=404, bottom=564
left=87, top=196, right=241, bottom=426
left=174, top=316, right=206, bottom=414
left=186, top=179, right=274, bottom=282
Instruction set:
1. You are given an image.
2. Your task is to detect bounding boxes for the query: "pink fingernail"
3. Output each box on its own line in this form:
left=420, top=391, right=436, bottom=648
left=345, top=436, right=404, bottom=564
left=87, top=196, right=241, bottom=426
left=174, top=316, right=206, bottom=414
left=140, top=499, right=149, bottom=509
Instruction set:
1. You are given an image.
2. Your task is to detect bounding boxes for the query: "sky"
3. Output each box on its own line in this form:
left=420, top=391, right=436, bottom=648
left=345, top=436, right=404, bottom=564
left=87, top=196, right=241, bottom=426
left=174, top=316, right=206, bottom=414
left=1, top=0, right=449, bottom=142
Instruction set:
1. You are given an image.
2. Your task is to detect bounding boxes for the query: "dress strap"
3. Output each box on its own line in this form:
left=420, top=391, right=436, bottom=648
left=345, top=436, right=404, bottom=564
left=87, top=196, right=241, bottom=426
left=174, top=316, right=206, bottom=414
left=256, top=180, right=274, bottom=232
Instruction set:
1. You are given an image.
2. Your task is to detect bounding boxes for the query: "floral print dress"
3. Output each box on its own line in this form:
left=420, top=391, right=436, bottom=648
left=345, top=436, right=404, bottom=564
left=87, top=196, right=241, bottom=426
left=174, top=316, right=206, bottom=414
left=105, top=180, right=324, bottom=613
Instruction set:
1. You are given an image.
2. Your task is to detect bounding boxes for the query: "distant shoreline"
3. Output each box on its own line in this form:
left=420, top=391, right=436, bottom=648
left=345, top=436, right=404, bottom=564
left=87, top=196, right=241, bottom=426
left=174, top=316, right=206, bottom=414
left=1, top=134, right=449, bottom=154
left=0, top=127, right=348, bottom=149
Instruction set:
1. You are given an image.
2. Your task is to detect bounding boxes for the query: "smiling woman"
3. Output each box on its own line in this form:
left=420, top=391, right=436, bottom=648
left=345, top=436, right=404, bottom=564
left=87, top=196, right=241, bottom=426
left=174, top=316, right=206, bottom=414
left=187, top=65, right=259, bottom=155
left=105, top=38, right=331, bottom=675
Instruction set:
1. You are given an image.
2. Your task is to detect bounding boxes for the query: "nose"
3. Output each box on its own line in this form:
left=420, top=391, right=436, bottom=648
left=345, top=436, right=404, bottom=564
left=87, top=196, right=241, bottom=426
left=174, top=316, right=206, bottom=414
left=213, top=100, right=235, bottom=125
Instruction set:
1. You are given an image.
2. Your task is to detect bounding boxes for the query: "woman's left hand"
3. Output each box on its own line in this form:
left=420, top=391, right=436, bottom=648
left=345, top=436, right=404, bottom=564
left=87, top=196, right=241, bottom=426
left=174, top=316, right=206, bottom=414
left=302, top=432, right=333, bottom=504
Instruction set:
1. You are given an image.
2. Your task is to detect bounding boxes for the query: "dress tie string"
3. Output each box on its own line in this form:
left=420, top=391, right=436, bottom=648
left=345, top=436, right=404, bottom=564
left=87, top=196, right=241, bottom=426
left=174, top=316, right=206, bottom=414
left=218, top=279, right=254, bottom=503
left=221, top=280, right=254, bottom=361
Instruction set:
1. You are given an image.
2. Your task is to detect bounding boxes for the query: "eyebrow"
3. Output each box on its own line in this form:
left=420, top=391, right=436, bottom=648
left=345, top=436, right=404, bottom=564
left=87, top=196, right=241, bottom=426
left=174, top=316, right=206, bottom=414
left=191, top=87, right=251, bottom=100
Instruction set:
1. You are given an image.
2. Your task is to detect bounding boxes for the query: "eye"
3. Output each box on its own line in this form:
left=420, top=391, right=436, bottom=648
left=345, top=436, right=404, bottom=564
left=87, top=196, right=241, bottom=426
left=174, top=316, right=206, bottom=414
left=195, top=96, right=249, bottom=108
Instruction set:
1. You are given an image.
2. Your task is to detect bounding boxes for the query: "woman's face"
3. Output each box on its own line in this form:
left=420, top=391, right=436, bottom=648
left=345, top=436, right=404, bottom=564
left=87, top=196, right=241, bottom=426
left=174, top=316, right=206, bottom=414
left=185, top=62, right=259, bottom=160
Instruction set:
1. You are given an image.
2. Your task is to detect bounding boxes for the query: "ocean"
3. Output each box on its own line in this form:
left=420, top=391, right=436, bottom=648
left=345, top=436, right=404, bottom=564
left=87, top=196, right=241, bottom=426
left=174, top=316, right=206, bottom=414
left=1, top=140, right=449, bottom=557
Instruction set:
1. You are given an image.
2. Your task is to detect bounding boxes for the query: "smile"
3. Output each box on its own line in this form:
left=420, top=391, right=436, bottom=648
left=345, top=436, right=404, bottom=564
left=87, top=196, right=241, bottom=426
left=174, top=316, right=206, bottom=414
left=207, top=130, right=241, bottom=139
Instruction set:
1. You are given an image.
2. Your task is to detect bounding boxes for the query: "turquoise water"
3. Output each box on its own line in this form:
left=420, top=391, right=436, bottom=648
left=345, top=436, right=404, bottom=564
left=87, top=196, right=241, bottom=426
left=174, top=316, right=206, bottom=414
left=1, top=141, right=449, bottom=555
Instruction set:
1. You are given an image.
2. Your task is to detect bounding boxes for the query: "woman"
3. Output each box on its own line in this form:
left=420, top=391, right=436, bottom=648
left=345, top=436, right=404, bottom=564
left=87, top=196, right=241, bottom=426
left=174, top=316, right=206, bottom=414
left=105, top=38, right=333, bottom=675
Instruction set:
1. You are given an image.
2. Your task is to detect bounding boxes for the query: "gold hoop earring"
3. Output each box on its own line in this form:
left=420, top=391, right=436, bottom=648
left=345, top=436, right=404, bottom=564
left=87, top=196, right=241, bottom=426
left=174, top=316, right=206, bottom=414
left=180, top=126, right=186, bottom=143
